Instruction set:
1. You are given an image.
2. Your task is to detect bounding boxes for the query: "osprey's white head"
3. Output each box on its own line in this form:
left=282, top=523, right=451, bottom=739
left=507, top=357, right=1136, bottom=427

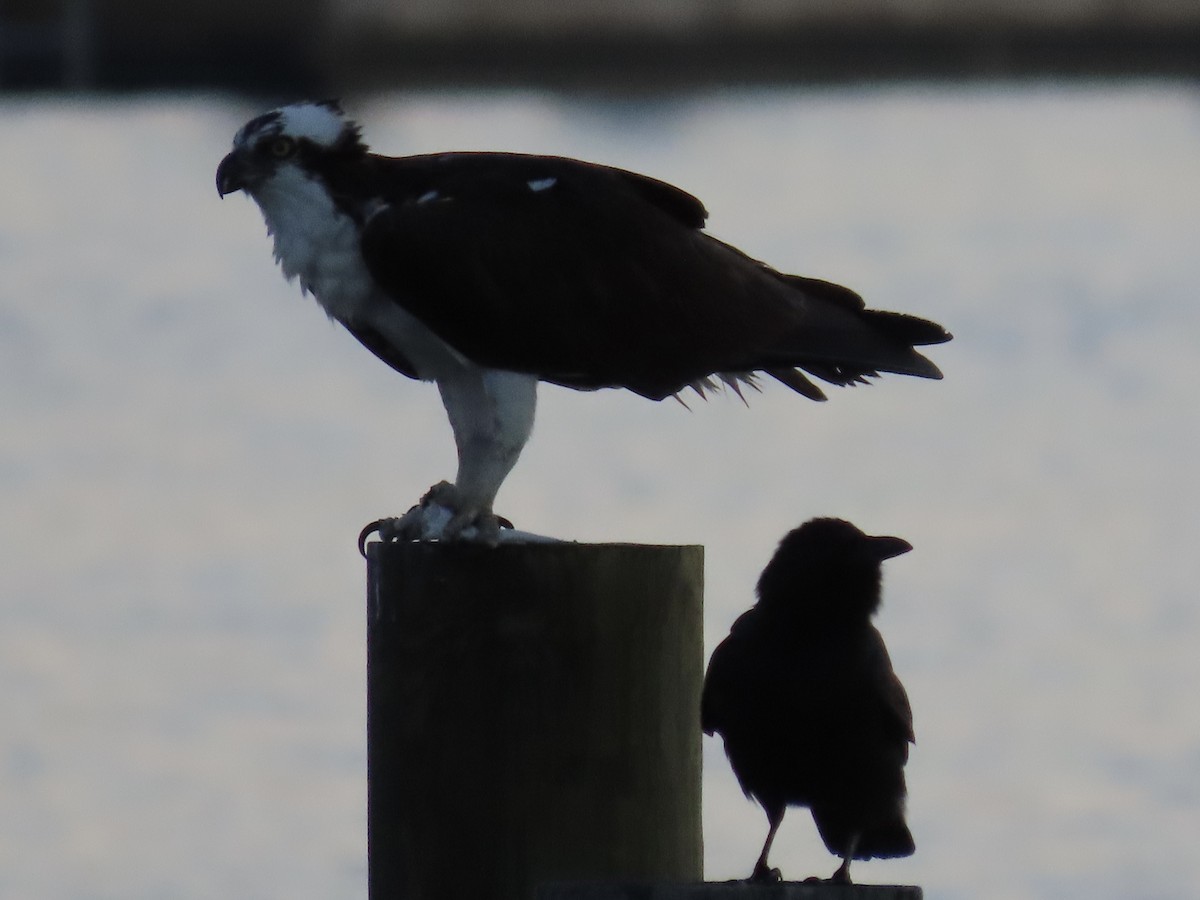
left=217, top=101, right=379, bottom=311
left=216, top=100, right=367, bottom=197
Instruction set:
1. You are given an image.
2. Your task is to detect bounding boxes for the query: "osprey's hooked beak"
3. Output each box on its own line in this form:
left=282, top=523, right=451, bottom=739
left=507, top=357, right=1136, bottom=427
left=216, top=150, right=249, bottom=197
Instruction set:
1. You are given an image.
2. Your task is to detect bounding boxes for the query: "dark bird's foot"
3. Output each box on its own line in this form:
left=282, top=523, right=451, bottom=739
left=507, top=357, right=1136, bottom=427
left=357, top=482, right=513, bottom=554
left=828, top=859, right=854, bottom=884
left=749, top=862, right=783, bottom=883
left=800, top=871, right=853, bottom=886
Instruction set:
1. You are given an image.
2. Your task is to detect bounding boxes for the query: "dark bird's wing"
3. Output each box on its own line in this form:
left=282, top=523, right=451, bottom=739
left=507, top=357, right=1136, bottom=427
left=864, top=626, right=915, bottom=749
left=701, top=609, right=763, bottom=739
left=701, top=609, right=810, bottom=807
left=355, top=152, right=949, bottom=400
left=701, top=635, right=739, bottom=739
left=809, top=626, right=915, bottom=862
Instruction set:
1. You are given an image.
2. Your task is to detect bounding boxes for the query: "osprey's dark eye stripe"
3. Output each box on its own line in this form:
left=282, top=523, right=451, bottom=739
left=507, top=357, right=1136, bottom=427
left=239, top=111, right=281, bottom=141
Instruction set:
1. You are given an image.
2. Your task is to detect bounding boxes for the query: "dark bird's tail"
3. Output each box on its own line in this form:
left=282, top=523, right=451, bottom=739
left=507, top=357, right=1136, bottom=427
left=814, top=807, right=915, bottom=862
left=765, top=275, right=952, bottom=400
left=857, top=815, right=916, bottom=860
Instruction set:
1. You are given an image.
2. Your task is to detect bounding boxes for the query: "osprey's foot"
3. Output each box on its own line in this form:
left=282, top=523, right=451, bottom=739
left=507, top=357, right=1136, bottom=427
left=357, top=482, right=512, bottom=554
left=749, top=862, right=782, bottom=883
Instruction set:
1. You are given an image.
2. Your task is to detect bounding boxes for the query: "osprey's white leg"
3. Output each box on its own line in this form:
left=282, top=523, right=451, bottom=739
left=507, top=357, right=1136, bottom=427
left=426, top=366, right=538, bottom=542
left=441, top=367, right=538, bottom=526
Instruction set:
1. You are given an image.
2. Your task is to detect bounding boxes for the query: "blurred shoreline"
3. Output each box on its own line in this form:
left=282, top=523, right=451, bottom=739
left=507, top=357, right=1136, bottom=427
left=2, top=0, right=1199, bottom=93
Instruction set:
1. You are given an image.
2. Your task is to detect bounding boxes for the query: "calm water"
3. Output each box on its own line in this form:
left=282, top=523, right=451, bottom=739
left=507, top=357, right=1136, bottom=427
left=1, top=83, right=1198, bottom=899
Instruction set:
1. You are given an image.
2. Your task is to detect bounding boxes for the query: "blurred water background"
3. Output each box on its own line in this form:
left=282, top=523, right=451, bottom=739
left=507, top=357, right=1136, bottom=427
left=1, top=81, right=1198, bottom=899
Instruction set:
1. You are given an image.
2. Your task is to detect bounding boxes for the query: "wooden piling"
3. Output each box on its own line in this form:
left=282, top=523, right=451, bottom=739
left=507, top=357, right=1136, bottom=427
left=366, top=541, right=704, bottom=900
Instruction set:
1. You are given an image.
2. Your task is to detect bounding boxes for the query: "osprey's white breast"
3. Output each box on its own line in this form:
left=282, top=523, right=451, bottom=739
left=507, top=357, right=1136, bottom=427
left=254, top=166, right=373, bottom=321
left=250, top=166, right=466, bottom=379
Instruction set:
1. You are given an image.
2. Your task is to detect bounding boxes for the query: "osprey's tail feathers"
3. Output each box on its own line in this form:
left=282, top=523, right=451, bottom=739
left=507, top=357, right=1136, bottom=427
left=764, top=367, right=827, bottom=401
left=765, top=275, right=952, bottom=399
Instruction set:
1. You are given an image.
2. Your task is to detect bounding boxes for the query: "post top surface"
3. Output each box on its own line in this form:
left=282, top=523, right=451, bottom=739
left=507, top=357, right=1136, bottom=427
left=366, top=540, right=705, bottom=563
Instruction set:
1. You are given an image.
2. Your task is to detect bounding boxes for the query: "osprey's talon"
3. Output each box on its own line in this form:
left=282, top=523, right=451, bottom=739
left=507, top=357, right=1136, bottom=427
left=358, top=482, right=514, bottom=551
left=357, top=507, right=422, bottom=556
left=358, top=519, right=383, bottom=557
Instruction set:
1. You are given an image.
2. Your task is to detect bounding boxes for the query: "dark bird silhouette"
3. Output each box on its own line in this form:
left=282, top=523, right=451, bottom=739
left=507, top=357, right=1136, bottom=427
left=701, top=517, right=916, bottom=884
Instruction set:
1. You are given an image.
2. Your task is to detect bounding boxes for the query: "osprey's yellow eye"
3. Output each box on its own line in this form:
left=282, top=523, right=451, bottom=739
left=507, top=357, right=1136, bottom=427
left=268, top=136, right=296, bottom=159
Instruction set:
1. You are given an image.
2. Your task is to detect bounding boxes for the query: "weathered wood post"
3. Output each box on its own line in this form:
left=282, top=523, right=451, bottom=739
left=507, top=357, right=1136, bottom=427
left=367, top=541, right=704, bottom=900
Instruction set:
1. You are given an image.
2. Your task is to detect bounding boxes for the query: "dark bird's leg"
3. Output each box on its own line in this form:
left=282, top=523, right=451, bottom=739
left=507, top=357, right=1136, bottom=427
left=749, top=803, right=785, bottom=883
left=829, top=832, right=859, bottom=884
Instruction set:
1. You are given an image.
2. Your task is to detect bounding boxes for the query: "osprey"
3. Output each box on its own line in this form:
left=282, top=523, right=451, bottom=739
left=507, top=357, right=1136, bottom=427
left=216, top=101, right=951, bottom=544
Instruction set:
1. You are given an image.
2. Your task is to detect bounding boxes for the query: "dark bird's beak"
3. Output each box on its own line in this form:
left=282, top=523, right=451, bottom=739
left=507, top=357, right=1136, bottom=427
left=216, top=151, right=248, bottom=197
left=866, top=535, right=913, bottom=561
